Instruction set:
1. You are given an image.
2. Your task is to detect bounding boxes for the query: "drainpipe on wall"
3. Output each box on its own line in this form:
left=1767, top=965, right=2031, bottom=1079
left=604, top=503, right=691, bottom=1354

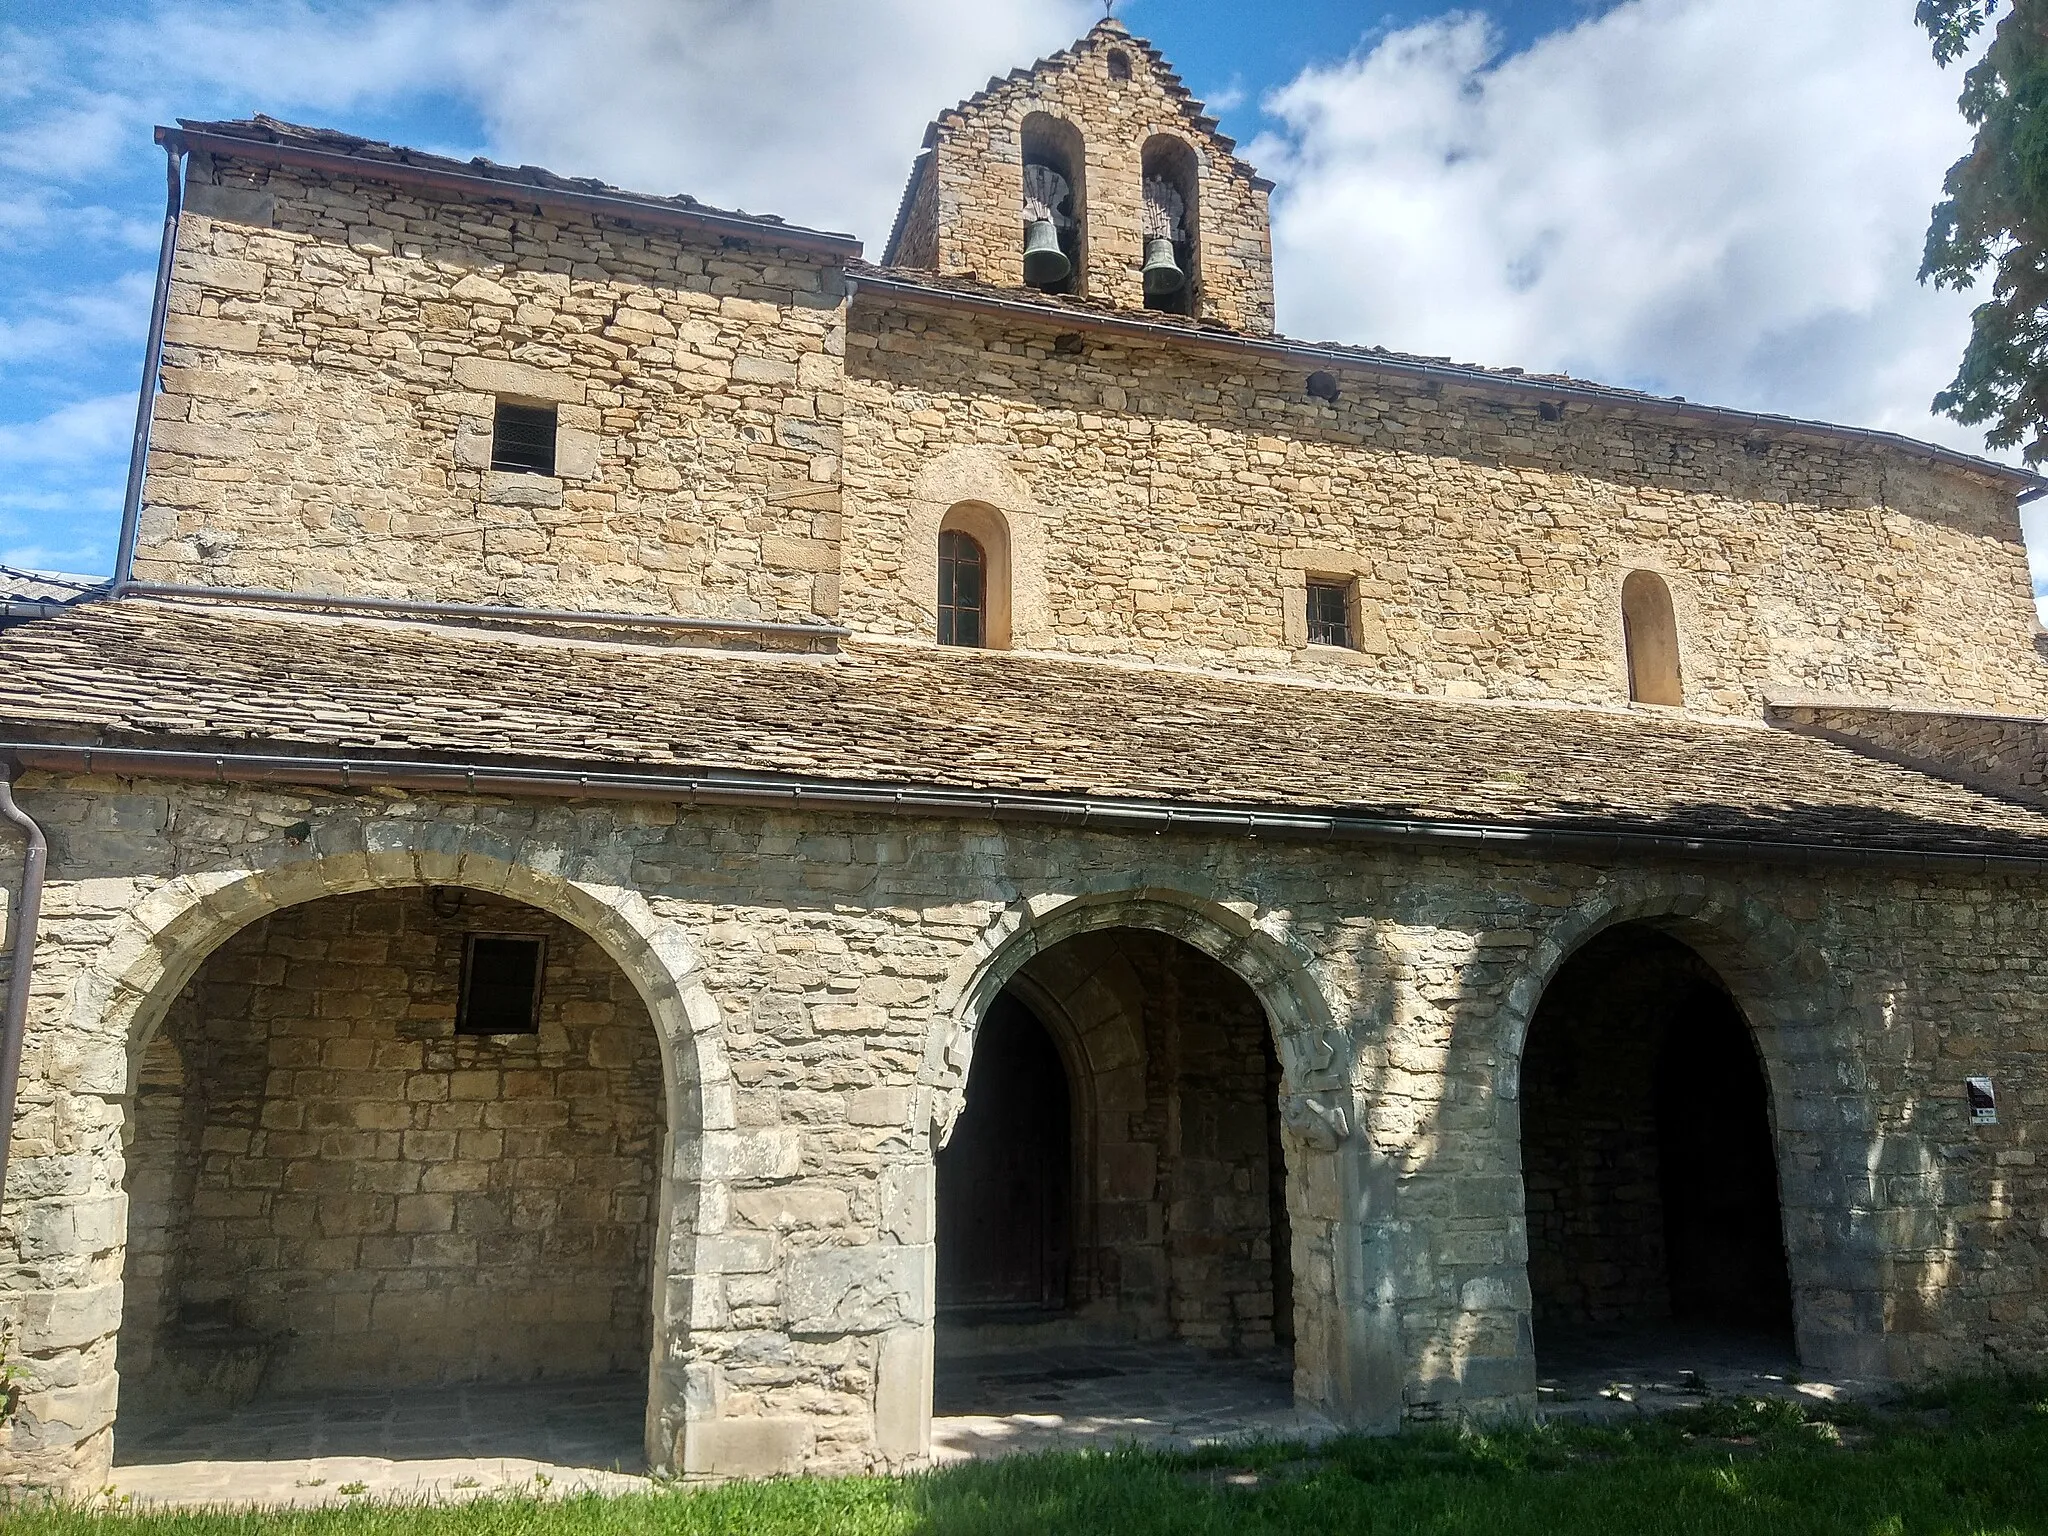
left=0, top=767, right=48, bottom=1204
left=112, top=138, right=188, bottom=592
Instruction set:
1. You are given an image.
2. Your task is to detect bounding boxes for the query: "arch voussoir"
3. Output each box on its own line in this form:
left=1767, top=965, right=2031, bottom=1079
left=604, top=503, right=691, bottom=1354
left=51, top=838, right=730, bottom=1485
left=1496, top=870, right=1881, bottom=1381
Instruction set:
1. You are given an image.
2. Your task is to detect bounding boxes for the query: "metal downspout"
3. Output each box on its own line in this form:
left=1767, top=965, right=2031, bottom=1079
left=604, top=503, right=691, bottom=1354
left=113, top=139, right=187, bottom=591
left=0, top=769, right=49, bottom=1204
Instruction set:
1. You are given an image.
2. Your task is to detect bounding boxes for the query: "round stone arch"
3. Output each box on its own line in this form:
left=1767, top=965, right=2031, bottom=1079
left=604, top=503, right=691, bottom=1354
left=1491, top=870, right=1884, bottom=1377
left=907, top=447, right=1047, bottom=649
left=76, top=830, right=734, bottom=1478
left=926, top=884, right=1399, bottom=1430
left=929, top=885, right=1346, bottom=1135
left=993, top=940, right=1148, bottom=1321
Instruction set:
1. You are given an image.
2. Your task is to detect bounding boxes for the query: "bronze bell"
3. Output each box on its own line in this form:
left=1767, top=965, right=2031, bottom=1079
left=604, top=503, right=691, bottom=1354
left=1142, top=235, right=1185, bottom=297
left=1023, top=219, right=1071, bottom=286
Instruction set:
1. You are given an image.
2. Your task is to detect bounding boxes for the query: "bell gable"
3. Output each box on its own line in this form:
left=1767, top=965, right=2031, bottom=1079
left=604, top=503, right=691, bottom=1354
left=882, top=19, right=1276, bottom=334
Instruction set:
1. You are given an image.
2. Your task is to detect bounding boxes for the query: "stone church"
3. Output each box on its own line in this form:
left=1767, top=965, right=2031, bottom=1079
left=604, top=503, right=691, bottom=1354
left=2, top=18, right=2046, bottom=1493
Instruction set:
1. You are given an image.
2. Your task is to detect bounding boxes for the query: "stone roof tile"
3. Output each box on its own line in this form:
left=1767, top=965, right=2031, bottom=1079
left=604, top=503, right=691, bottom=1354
left=177, top=116, right=860, bottom=251
left=6, top=600, right=2048, bottom=859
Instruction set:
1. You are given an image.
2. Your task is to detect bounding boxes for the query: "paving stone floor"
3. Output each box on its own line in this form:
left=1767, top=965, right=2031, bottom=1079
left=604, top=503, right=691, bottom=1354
left=111, top=1377, right=652, bottom=1507
left=101, top=1330, right=1890, bottom=1507
left=104, top=1345, right=1334, bottom=1504
left=1533, top=1323, right=1881, bottom=1421
left=930, top=1340, right=1336, bottom=1461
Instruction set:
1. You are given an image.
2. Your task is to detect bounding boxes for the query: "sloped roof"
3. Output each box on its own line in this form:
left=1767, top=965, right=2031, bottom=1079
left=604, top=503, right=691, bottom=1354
left=5, top=598, right=2048, bottom=864
left=0, top=566, right=106, bottom=604
left=172, top=116, right=862, bottom=257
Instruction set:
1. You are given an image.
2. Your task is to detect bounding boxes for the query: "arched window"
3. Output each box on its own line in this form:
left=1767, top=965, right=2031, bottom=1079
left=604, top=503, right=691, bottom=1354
left=1021, top=114, right=1085, bottom=296
left=1621, top=570, right=1683, bottom=706
left=1141, top=136, right=1199, bottom=316
left=938, top=530, right=986, bottom=647
left=937, top=503, right=1012, bottom=649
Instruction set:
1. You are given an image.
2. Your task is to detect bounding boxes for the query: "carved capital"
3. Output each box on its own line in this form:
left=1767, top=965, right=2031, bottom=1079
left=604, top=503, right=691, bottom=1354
left=1280, top=1025, right=1355, bottom=1149
left=1281, top=1090, right=1351, bottom=1150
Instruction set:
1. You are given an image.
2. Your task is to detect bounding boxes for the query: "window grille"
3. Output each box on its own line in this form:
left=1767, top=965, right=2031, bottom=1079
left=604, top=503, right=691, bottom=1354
left=938, top=530, right=987, bottom=647
left=1306, top=580, right=1353, bottom=648
left=457, top=934, right=545, bottom=1034
left=491, top=401, right=557, bottom=475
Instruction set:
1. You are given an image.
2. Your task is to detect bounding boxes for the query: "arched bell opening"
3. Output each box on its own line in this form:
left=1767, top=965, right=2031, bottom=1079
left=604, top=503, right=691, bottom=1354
left=113, top=885, right=665, bottom=1467
left=933, top=926, right=1297, bottom=1429
left=1141, top=136, right=1199, bottom=316
left=1021, top=113, right=1085, bottom=296
left=1520, top=923, right=1795, bottom=1392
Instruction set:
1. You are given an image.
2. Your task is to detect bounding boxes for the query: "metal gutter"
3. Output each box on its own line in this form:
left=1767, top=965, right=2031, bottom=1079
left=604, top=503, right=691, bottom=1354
left=851, top=273, right=2041, bottom=495
left=8, top=740, right=2048, bottom=877
left=115, top=139, right=188, bottom=589
left=164, top=126, right=863, bottom=259
left=0, top=768, right=48, bottom=1204
left=0, top=601, right=83, bottom=623
left=109, top=582, right=853, bottom=641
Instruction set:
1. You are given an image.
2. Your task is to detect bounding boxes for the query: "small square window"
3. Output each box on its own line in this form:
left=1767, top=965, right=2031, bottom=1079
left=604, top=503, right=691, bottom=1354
left=1306, top=580, right=1354, bottom=649
left=457, top=934, right=545, bottom=1035
left=491, top=401, right=557, bottom=475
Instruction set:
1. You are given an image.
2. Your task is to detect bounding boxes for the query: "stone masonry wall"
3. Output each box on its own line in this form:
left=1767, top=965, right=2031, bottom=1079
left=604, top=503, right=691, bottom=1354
left=1002, top=930, right=1281, bottom=1351
left=115, top=1029, right=196, bottom=1399
left=1130, top=933, right=1279, bottom=1352
left=136, top=155, right=846, bottom=619
left=1520, top=935, right=1676, bottom=1329
left=840, top=298, right=2048, bottom=717
left=2, top=776, right=2045, bottom=1488
left=897, top=22, right=1275, bottom=332
left=1770, top=703, right=2048, bottom=810
left=116, top=888, right=662, bottom=1398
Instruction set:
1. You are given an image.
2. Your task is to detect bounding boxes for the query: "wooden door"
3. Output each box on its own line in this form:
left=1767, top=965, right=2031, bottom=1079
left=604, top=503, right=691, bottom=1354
left=936, top=996, right=1071, bottom=1312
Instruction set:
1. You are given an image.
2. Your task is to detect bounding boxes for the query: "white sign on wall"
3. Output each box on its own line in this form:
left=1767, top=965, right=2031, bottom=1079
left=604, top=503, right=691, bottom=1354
left=1966, top=1076, right=1997, bottom=1126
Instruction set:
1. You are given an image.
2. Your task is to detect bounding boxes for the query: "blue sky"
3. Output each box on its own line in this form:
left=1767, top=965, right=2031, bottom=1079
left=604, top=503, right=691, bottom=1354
left=1, top=1, right=2028, bottom=588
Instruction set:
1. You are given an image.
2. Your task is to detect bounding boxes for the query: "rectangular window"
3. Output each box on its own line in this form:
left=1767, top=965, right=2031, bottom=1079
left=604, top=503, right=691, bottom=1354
left=490, top=401, right=557, bottom=475
left=457, top=934, right=545, bottom=1035
left=1306, top=579, right=1354, bottom=648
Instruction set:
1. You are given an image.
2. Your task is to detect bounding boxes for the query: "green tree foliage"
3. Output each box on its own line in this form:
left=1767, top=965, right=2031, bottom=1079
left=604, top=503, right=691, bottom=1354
left=1919, top=1, right=2048, bottom=461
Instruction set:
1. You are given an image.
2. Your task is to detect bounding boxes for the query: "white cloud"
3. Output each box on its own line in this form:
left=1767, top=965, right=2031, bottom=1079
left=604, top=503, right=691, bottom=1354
left=0, top=392, right=132, bottom=573
left=0, top=0, right=1100, bottom=574
left=1252, top=0, right=1988, bottom=456
left=0, top=271, right=151, bottom=364
left=0, top=392, right=132, bottom=470
left=100, top=0, right=1099, bottom=243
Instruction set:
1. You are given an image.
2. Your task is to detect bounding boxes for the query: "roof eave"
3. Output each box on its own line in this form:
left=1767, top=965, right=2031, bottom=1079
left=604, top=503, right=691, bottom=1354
left=9, top=735, right=2048, bottom=875
left=162, top=124, right=864, bottom=260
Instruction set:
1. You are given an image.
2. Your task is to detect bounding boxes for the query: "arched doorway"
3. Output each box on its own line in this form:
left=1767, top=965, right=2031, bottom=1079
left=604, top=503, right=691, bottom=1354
left=932, top=925, right=1303, bottom=1446
left=1520, top=923, right=1793, bottom=1387
left=114, top=885, right=664, bottom=1471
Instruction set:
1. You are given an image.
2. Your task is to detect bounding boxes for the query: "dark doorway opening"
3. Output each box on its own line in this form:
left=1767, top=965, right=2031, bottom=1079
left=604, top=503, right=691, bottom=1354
left=1521, top=925, right=1794, bottom=1387
left=937, top=996, right=1072, bottom=1313
left=931, top=930, right=1310, bottom=1453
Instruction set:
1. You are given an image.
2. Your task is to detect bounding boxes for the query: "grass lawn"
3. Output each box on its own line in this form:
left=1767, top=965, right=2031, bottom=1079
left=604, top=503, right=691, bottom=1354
left=8, top=1375, right=2048, bottom=1535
